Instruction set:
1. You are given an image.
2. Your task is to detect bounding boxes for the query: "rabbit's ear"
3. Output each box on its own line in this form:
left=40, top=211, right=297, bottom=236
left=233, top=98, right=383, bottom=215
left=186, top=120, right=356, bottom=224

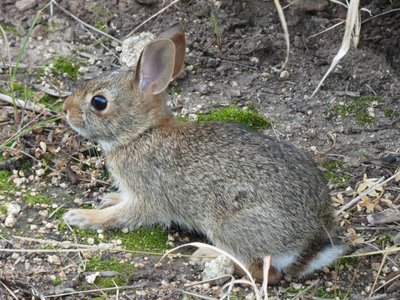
left=158, top=23, right=185, bottom=78
left=138, top=39, right=175, bottom=95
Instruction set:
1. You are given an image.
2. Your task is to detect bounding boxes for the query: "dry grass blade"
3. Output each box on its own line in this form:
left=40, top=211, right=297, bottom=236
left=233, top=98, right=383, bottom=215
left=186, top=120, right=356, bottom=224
left=261, top=256, right=271, bottom=298
left=273, top=0, right=290, bottom=70
left=336, top=171, right=400, bottom=215
left=159, top=242, right=262, bottom=299
left=309, top=20, right=345, bottom=39
left=126, top=0, right=180, bottom=38
left=341, top=245, right=400, bottom=259
left=0, top=280, right=19, bottom=300
left=369, top=250, right=388, bottom=297
left=311, top=0, right=360, bottom=97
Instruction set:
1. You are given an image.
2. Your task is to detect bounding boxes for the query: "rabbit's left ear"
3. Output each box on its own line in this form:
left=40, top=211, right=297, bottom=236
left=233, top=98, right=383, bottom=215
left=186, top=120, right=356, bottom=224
left=137, top=38, right=176, bottom=95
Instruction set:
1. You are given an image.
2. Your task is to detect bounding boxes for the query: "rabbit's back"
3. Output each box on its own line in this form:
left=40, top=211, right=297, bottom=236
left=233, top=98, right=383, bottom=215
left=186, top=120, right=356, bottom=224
left=108, top=121, right=336, bottom=258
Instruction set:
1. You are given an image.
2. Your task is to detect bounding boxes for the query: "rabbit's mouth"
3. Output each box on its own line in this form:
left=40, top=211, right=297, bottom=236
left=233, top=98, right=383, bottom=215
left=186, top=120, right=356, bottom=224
left=66, top=117, right=90, bottom=139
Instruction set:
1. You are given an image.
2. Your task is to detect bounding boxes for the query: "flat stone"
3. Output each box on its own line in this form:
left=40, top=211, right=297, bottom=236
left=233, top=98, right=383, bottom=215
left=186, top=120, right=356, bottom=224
left=15, top=0, right=37, bottom=11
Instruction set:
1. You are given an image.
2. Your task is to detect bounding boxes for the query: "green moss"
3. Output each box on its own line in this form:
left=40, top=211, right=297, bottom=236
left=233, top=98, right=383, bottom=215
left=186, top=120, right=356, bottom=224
left=375, top=233, right=392, bottom=247
left=0, top=170, right=16, bottom=192
left=10, top=82, right=35, bottom=99
left=323, top=160, right=351, bottom=187
left=198, top=106, right=271, bottom=130
left=0, top=21, right=20, bottom=36
left=60, top=212, right=168, bottom=252
left=52, top=56, right=80, bottom=78
left=383, top=108, right=399, bottom=119
left=38, top=94, right=63, bottom=112
left=175, top=116, right=189, bottom=123
left=86, top=255, right=135, bottom=288
left=174, top=87, right=183, bottom=94
left=333, top=96, right=380, bottom=126
left=112, top=227, right=168, bottom=252
left=0, top=205, right=7, bottom=215
left=25, top=194, right=52, bottom=206
left=89, top=3, right=109, bottom=31
left=20, top=160, right=32, bottom=173
left=51, top=277, right=62, bottom=286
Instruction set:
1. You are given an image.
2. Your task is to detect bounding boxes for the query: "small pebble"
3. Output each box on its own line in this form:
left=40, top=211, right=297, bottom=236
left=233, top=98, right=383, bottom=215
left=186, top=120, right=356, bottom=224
left=47, top=255, right=61, bottom=265
left=4, top=215, right=17, bottom=227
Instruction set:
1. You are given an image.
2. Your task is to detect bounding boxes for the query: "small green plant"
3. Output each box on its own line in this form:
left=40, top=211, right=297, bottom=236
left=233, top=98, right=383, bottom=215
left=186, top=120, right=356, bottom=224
left=25, top=194, right=52, bottom=206
left=52, top=56, right=80, bottom=78
left=86, top=255, right=135, bottom=288
left=9, top=83, right=35, bottom=99
left=0, top=171, right=16, bottom=192
left=332, top=96, right=380, bottom=126
left=51, top=277, right=62, bottom=286
left=323, top=160, right=351, bottom=187
left=0, top=205, right=7, bottom=215
left=383, top=108, right=399, bottom=119
left=198, top=106, right=271, bottom=130
left=38, top=94, right=64, bottom=112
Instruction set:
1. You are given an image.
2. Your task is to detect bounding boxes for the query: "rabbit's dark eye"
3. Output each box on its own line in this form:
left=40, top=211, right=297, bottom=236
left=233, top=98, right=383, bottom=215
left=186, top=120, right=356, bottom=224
left=91, top=95, right=108, bottom=111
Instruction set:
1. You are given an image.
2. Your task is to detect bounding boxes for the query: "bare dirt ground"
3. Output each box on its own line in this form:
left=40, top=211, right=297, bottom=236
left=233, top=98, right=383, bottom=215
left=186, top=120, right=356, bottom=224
left=0, top=0, right=399, bottom=299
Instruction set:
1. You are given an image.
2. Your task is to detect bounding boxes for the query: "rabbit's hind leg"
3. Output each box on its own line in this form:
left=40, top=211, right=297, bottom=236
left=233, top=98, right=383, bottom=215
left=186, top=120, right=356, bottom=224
left=63, top=195, right=143, bottom=230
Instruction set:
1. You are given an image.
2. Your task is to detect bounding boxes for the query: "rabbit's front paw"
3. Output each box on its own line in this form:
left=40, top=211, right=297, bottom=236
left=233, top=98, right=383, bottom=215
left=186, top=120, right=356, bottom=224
left=63, top=209, right=102, bottom=230
left=96, top=192, right=122, bottom=209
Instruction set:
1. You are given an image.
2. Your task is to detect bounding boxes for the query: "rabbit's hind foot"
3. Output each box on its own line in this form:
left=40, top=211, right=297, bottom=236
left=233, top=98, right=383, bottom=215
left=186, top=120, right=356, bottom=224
left=95, top=192, right=122, bottom=209
left=63, top=201, right=128, bottom=230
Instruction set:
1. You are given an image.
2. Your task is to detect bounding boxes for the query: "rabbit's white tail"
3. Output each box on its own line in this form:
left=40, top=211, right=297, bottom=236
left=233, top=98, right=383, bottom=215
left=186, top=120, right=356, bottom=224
left=300, top=244, right=345, bottom=277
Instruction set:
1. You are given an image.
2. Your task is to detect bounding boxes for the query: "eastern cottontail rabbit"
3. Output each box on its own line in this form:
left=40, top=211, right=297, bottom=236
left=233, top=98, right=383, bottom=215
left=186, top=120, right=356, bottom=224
left=63, top=23, right=344, bottom=283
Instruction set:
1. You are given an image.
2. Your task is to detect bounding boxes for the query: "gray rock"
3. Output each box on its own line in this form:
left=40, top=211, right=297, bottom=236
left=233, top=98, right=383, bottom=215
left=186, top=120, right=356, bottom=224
left=7, top=203, right=21, bottom=216
left=15, top=0, right=37, bottom=11
left=197, top=83, right=209, bottom=95
left=136, top=0, right=159, bottom=5
left=31, top=24, right=47, bottom=38
left=202, top=255, right=234, bottom=284
left=120, top=32, right=155, bottom=68
left=64, top=27, right=75, bottom=42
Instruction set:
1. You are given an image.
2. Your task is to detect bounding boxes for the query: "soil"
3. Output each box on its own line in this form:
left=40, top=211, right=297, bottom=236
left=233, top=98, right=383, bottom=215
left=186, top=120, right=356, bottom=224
left=0, top=0, right=399, bottom=299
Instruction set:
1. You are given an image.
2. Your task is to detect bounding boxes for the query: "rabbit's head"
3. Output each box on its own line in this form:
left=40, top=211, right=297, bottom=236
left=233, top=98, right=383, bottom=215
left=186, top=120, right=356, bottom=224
left=63, top=23, right=185, bottom=150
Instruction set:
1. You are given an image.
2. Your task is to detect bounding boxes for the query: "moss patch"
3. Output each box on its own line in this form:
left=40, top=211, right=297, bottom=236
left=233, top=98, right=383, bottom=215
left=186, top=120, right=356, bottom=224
left=10, top=82, right=35, bottom=99
left=332, top=96, right=380, bottom=126
left=323, top=160, right=351, bottom=188
left=0, top=170, right=16, bottom=193
left=86, top=255, right=135, bottom=288
left=51, top=277, right=62, bottom=286
left=198, top=106, right=271, bottom=130
left=0, top=205, right=7, bottom=215
left=67, top=226, right=168, bottom=252
left=52, top=56, right=81, bottom=78
left=25, top=194, right=52, bottom=206
left=38, top=94, right=64, bottom=112
left=383, top=108, right=399, bottom=119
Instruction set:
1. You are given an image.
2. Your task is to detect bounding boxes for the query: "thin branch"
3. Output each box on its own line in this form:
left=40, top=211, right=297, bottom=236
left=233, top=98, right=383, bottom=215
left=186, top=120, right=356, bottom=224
left=50, top=0, right=121, bottom=44
left=0, top=92, right=48, bottom=113
left=126, top=0, right=180, bottom=38
left=336, top=171, right=399, bottom=215
left=362, top=8, right=400, bottom=24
